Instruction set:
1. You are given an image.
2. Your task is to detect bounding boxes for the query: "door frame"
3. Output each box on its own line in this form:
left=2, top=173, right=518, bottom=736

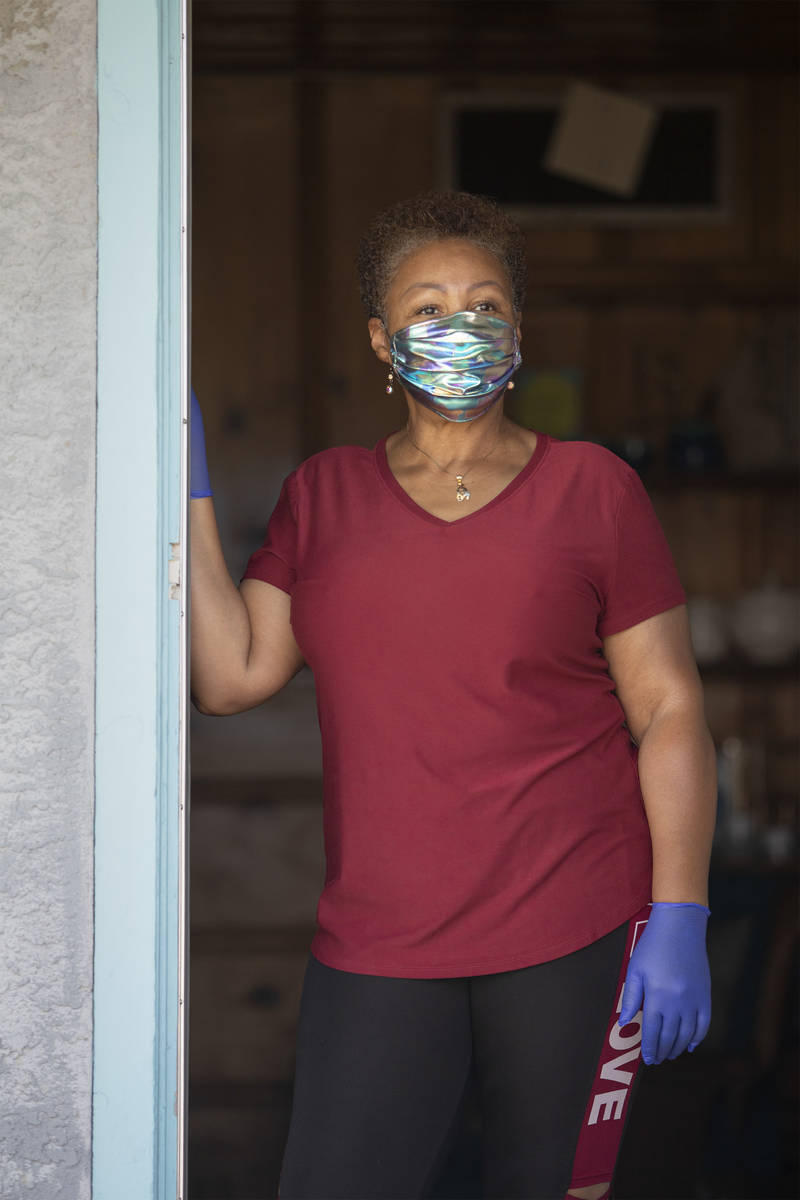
left=94, top=0, right=190, bottom=1196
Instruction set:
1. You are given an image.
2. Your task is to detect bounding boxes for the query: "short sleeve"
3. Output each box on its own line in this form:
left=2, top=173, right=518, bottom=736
left=597, top=467, right=687, bottom=638
left=239, top=472, right=298, bottom=595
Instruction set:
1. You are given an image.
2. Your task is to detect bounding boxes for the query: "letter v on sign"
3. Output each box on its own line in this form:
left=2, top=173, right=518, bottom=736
left=600, top=1043, right=640, bottom=1085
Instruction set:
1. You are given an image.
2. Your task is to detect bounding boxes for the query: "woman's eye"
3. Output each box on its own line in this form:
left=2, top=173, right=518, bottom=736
left=416, top=304, right=439, bottom=315
left=473, top=301, right=498, bottom=312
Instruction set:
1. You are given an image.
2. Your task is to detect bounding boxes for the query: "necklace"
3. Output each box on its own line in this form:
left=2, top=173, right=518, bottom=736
left=403, top=424, right=504, bottom=502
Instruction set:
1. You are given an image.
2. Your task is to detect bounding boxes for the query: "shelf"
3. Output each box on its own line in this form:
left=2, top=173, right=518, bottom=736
left=192, top=925, right=316, bottom=954
left=640, top=466, right=798, bottom=491
left=525, top=261, right=799, bottom=309
left=710, top=852, right=798, bottom=876
left=698, top=654, right=800, bottom=683
left=189, top=1081, right=293, bottom=1109
left=191, top=776, right=323, bottom=806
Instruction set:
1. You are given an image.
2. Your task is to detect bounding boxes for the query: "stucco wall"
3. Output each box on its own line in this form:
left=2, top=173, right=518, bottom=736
left=0, top=1, right=97, bottom=1195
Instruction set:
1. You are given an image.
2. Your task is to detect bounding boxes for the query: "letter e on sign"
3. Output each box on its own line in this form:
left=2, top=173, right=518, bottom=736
left=587, top=1088, right=628, bottom=1125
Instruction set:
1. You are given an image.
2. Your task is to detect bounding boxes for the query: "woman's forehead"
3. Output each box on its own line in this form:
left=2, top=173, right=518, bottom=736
left=389, top=239, right=511, bottom=294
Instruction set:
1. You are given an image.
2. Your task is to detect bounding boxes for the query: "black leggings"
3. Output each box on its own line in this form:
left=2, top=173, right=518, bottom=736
left=278, top=905, right=651, bottom=1200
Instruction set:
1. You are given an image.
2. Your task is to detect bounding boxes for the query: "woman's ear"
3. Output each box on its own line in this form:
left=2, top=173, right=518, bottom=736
left=368, top=317, right=392, bottom=366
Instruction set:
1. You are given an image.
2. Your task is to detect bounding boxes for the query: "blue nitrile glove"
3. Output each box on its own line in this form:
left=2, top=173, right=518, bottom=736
left=618, top=901, right=711, bottom=1066
left=190, top=386, right=213, bottom=498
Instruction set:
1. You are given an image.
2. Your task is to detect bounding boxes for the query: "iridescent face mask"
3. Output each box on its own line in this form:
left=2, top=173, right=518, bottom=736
left=388, top=311, right=522, bottom=422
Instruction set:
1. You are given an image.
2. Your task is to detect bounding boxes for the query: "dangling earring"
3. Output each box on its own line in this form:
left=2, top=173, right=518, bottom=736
left=386, top=368, right=394, bottom=395
left=507, top=379, right=515, bottom=390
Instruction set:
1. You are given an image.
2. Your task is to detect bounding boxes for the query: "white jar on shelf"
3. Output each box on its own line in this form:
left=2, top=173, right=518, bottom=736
left=730, top=571, right=800, bottom=665
left=687, top=594, right=731, bottom=664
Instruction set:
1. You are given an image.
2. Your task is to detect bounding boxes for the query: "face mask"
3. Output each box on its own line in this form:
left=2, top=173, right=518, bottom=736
left=388, top=310, right=522, bottom=422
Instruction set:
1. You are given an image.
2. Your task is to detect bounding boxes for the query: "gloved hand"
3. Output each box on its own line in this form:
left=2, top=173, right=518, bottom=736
left=618, top=901, right=711, bottom=1065
left=190, top=386, right=213, bottom=498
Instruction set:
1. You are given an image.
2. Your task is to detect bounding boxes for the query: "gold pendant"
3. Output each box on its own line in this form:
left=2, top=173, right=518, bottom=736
left=455, top=475, right=470, bottom=502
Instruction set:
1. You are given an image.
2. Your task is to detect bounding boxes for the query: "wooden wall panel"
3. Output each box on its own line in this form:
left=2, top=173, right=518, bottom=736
left=660, top=490, right=743, bottom=598
left=322, top=77, right=439, bottom=448
left=762, top=488, right=800, bottom=587
left=193, top=2, right=800, bottom=77
left=753, top=74, right=800, bottom=262
left=189, top=1104, right=289, bottom=1200
left=192, top=75, right=299, bottom=574
left=190, top=949, right=305, bottom=1083
left=518, top=307, right=590, bottom=375
left=190, top=797, right=324, bottom=929
left=577, top=305, right=793, bottom=465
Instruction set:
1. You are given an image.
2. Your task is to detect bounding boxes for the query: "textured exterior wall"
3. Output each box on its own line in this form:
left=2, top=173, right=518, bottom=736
left=0, top=1, right=97, bottom=1196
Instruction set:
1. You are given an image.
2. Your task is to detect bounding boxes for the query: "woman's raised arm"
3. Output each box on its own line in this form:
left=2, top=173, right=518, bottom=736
left=189, top=390, right=304, bottom=715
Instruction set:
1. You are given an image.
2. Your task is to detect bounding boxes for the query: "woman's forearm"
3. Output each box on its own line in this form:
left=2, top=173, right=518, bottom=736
left=636, top=702, right=717, bottom=907
left=190, top=495, right=252, bottom=711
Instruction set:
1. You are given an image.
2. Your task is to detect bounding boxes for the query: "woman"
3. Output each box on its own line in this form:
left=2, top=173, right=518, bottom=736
left=190, top=191, right=716, bottom=1200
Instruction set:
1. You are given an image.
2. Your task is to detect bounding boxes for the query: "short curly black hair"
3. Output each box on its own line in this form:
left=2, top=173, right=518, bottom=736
left=355, top=190, right=527, bottom=322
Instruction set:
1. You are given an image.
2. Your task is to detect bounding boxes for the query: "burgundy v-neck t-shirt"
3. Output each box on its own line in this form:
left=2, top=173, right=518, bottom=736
left=240, top=431, right=687, bottom=978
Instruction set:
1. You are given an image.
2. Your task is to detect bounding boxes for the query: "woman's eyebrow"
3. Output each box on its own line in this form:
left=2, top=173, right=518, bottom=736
left=397, top=282, right=445, bottom=300
left=397, top=279, right=505, bottom=301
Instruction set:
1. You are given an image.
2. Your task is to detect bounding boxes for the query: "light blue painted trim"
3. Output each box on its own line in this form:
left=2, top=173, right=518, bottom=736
left=94, top=0, right=186, bottom=1196
left=155, top=0, right=189, bottom=1193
